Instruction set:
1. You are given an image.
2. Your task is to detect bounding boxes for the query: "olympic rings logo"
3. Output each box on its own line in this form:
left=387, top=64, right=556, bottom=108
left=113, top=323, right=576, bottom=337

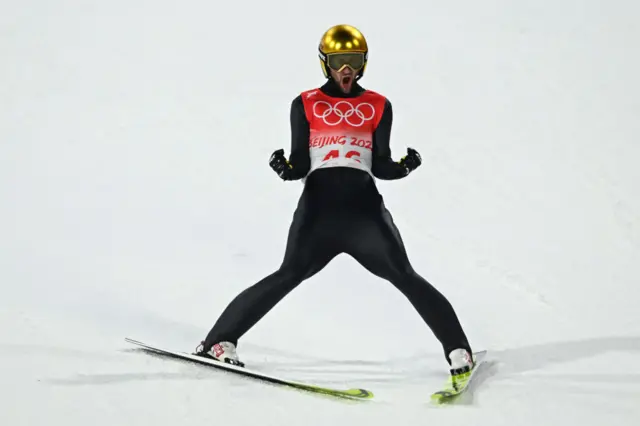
left=312, top=101, right=376, bottom=127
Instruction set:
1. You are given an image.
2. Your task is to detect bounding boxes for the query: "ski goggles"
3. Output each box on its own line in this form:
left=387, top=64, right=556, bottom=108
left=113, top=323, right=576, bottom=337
left=326, top=52, right=366, bottom=72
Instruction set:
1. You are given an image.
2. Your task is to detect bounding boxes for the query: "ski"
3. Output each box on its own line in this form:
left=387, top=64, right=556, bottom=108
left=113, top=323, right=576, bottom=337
left=430, top=350, right=488, bottom=404
left=124, top=338, right=374, bottom=400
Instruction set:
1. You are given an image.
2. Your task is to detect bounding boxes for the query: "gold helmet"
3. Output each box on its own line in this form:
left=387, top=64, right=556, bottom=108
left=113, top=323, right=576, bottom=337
left=318, top=24, right=368, bottom=80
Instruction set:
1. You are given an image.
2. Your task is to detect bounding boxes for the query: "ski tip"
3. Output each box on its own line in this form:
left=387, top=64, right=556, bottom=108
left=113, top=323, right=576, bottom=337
left=345, top=388, right=374, bottom=399
left=430, top=390, right=457, bottom=404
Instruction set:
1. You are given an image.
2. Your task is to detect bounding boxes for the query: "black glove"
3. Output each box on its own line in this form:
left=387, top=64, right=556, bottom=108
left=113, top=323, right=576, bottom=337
left=399, top=147, right=422, bottom=174
left=269, top=149, right=293, bottom=180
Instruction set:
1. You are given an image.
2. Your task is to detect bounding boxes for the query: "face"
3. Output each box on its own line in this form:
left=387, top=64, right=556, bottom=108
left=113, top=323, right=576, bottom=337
left=330, top=66, right=357, bottom=93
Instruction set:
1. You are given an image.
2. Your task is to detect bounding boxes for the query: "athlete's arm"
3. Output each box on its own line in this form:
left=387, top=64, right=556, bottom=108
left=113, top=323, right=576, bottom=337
left=287, top=96, right=311, bottom=180
left=372, top=100, right=410, bottom=180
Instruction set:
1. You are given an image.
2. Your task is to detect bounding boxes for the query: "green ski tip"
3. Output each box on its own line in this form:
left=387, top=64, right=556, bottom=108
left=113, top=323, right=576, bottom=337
left=294, top=383, right=374, bottom=399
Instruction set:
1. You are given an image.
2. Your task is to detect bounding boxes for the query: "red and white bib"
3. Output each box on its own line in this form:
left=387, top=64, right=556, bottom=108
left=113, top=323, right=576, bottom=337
left=300, top=88, right=387, bottom=176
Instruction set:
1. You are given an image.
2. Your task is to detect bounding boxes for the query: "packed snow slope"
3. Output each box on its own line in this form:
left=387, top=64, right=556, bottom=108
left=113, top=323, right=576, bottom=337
left=2, top=1, right=640, bottom=425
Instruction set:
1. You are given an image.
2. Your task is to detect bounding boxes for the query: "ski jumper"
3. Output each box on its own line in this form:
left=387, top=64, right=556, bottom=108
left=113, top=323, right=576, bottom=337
left=203, top=81, right=472, bottom=363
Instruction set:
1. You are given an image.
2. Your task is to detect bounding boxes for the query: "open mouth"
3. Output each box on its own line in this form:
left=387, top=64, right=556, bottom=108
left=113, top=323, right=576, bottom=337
left=341, top=75, right=353, bottom=85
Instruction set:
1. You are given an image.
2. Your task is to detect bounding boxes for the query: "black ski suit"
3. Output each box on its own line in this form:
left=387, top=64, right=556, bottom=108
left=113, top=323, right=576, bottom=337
left=203, top=80, right=472, bottom=363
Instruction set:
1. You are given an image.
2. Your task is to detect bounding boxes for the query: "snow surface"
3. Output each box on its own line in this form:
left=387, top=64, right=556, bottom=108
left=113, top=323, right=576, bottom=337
left=2, top=0, right=640, bottom=425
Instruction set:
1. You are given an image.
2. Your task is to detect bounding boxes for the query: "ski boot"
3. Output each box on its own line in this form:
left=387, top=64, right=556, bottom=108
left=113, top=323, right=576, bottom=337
left=448, top=348, right=475, bottom=391
left=430, top=348, right=481, bottom=403
left=194, top=341, right=245, bottom=367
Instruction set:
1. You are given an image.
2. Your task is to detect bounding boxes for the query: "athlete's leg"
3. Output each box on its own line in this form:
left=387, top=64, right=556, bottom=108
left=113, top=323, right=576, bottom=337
left=344, top=202, right=472, bottom=362
left=202, top=197, right=338, bottom=351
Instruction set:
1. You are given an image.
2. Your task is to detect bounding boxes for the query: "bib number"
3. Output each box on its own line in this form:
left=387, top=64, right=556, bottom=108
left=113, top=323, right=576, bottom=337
left=308, top=133, right=373, bottom=175
left=321, top=137, right=372, bottom=163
